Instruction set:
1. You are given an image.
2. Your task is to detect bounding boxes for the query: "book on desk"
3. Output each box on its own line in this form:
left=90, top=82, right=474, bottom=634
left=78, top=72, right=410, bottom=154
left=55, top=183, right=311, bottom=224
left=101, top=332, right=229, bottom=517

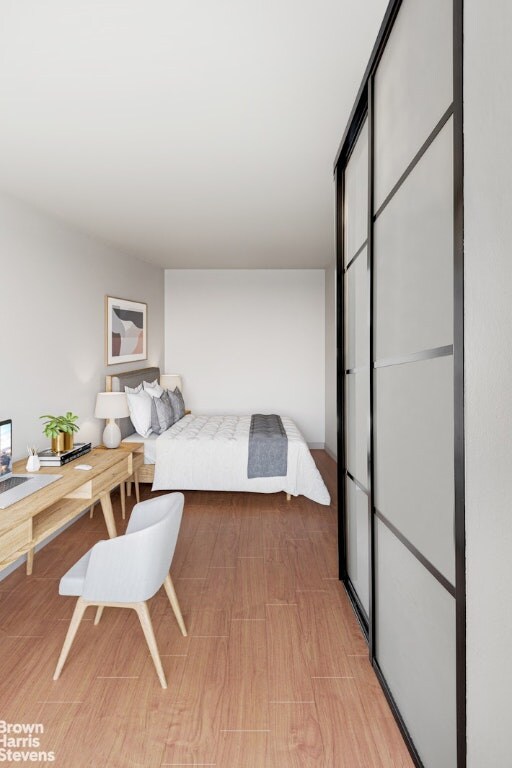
left=37, top=442, right=92, bottom=466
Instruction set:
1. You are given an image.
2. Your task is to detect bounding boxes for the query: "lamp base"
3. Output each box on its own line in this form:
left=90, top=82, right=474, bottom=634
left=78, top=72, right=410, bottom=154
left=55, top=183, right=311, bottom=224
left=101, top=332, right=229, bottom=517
left=102, top=420, right=121, bottom=449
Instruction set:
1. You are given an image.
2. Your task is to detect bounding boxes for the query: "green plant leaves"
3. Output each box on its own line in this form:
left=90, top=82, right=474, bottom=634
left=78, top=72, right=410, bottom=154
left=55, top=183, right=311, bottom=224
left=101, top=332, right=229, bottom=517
left=39, top=412, right=80, bottom=437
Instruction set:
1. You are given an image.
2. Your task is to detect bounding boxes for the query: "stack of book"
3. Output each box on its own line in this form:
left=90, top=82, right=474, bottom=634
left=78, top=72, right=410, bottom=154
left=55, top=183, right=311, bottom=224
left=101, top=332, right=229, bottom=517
left=38, top=442, right=92, bottom=467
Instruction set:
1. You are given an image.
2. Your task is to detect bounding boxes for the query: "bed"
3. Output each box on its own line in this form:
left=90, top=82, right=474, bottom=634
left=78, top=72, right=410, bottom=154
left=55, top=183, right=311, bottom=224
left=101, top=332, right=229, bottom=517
left=107, top=367, right=330, bottom=506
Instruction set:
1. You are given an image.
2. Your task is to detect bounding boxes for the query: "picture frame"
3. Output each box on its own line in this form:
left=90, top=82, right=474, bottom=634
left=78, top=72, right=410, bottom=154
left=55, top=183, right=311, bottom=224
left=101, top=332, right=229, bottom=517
left=105, top=296, right=147, bottom=366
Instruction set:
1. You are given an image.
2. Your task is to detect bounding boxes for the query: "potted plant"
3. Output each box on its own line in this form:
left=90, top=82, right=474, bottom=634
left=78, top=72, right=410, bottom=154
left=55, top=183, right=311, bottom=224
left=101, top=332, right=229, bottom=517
left=40, top=412, right=79, bottom=453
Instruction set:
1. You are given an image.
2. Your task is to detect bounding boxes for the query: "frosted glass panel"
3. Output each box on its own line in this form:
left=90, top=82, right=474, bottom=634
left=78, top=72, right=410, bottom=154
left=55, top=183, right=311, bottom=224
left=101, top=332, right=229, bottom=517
left=374, top=0, right=453, bottom=208
left=375, top=122, right=453, bottom=360
left=346, top=476, right=369, bottom=616
left=345, top=371, right=368, bottom=489
left=374, top=356, right=454, bottom=582
left=345, top=247, right=368, bottom=369
left=375, top=520, right=456, bottom=768
left=344, top=119, right=368, bottom=264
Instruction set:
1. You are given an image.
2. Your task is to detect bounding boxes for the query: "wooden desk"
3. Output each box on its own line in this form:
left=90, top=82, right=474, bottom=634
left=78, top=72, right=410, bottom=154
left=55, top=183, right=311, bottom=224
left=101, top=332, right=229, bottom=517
left=0, top=443, right=144, bottom=575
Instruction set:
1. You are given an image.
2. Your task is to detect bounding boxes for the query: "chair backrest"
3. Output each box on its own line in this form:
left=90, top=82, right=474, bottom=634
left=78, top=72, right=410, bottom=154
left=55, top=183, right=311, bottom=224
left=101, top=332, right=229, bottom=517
left=81, top=492, right=184, bottom=604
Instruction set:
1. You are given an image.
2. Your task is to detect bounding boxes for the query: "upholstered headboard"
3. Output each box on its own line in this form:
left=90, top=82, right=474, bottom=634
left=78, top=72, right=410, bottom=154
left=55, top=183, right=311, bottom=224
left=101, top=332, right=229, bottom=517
left=106, top=366, right=160, bottom=439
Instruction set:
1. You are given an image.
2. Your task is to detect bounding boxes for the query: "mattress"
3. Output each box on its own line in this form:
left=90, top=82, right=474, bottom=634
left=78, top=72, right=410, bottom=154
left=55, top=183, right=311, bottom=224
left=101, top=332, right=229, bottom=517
left=122, top=432, right=158, bottom=464
left=152, top=414, right=330, bottom=506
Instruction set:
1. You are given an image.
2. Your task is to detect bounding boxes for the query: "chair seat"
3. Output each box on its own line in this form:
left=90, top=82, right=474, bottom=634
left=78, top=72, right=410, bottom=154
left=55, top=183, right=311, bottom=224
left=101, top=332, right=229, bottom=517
left=59, top=550, right=92, bottom=596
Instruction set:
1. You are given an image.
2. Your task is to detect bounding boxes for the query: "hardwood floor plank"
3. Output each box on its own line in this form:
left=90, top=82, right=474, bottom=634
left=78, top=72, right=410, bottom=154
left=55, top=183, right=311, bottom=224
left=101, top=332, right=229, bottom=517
left=238, top=508, right=263, bottom=558
left=201, top=562, right=237, bottom=610
left=266, top=604, right=314, bottom=703
left=176, top=525, right=220, bottom=580
left=0, top=452, right=413, bottom=767
left=0, top=577, right=70, bottom=634
left=183, top=568, right=233, bottom=638
left=346, top=654, right=414, bottom=766
left=232, top=556, right=266, bottom=620
left=296, top=590, right=354, bottom=678
left=326, top=581, right=369, bottom=656
left=40, top=663, right=186, bottom=768
left=261, top=504, right=308, bottom=549
left=209, top=520, right=241, bottom=568
left=308, top=530, right=339, bottom=580
left=312, top=676, right=414, bottom=768
left=218, top=620, right=268, bottom=731
left=162, top=636, right=228, bottom=766
left=264, top=547, right=296, bottom=605
left=268, top=703, right=325, bottom=768
left=216, top=731, right=268, bottom=768
left=285, top=537, right=325, bottom=591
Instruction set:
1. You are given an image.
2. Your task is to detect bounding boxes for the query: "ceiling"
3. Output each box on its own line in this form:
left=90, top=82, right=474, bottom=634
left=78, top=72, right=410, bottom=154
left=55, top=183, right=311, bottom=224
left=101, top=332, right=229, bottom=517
left=0, top=0, right=387, bottom=269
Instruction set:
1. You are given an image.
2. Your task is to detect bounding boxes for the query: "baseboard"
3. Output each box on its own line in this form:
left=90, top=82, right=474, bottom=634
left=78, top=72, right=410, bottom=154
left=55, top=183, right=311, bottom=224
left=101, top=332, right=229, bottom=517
left=324, top=445, right=338, bottom=462
left=307, top=443, right=338, bottom=460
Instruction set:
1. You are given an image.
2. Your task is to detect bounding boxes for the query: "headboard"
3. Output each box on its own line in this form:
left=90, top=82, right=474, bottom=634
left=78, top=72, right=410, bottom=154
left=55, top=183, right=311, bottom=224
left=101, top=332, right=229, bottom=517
left=106, top=366, right=160, bottom=439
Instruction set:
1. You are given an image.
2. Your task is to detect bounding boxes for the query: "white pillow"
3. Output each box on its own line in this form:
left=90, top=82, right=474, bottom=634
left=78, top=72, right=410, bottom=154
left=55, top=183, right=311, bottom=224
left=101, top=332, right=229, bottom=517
left=125, top=390, right=153, bottom=437
left=124, top=382, right=143, bottom=394
left=143, top=380, right=164, bottom=398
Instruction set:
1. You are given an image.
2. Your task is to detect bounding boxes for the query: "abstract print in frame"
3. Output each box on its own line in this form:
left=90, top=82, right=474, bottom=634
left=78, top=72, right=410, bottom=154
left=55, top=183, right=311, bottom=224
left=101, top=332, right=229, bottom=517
left=105, top=296, right=147, bottom=365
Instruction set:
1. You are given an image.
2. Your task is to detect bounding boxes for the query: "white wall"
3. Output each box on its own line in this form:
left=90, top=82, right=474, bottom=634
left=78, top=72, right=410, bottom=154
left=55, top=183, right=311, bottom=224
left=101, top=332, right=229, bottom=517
left=0, top=193, right=164, bottom=462
left=324, top=261, right=337, bottom=459
left=165, top=269, right=325, bottom=444
left=465, top=2, right=512, bottom=765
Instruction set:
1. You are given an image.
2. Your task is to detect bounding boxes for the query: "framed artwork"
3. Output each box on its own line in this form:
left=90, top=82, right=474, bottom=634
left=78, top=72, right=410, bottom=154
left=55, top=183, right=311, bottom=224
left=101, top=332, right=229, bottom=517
left=105, top=296, right=147, bottom=365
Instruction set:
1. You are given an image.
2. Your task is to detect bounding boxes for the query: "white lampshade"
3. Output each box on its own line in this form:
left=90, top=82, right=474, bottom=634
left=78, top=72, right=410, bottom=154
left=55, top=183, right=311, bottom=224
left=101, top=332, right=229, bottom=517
left=94, top=392, right=129, bottom=449
left=94, top=392, right=130, bottom=419
left=160, top=374, right=183, bottom=392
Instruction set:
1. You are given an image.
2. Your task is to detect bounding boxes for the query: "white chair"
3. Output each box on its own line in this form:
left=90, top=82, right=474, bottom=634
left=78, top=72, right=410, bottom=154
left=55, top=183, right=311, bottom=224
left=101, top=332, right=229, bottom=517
left=53, top=492, right=187, bottom=689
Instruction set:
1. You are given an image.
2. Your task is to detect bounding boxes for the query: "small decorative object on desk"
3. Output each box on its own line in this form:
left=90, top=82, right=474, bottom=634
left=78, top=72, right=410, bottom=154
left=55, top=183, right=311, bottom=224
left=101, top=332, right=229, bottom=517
left=26, top=446, right=40, bottom=472
left=40, top=412, right=80, bottom=453
left=37, top=442, right=92, bottom=467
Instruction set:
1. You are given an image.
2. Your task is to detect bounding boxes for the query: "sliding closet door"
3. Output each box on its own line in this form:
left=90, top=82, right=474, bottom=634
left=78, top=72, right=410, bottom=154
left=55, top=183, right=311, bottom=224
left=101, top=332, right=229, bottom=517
left=373, top=0, right=456, bottom=765
left=337, top=0, right=464, bottom=766
left=343, top=118, right=370, bottom=618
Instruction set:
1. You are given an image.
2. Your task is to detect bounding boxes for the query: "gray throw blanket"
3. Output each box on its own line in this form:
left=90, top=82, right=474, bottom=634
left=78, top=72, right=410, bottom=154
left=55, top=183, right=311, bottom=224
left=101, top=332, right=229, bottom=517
left=247, top=414, right=288, bottom=478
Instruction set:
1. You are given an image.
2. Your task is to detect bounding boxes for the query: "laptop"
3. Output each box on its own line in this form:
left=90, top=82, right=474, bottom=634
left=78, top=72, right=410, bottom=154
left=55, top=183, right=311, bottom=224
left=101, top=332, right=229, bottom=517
left=0, top=419, right=61, bottom=509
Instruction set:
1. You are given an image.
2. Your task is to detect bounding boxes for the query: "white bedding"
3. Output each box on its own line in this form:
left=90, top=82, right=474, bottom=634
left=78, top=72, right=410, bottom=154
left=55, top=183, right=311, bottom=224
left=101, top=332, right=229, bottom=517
left=123, top=432, right=158, bottom=464
left=152, top=414, right=330, bottom=505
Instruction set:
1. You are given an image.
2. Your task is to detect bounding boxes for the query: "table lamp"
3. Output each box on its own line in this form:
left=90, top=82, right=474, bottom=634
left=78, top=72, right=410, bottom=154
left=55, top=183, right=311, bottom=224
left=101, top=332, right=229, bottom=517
left=94, top=392, right=130, bottom=448
left=159, top=374, right=183, bottom=392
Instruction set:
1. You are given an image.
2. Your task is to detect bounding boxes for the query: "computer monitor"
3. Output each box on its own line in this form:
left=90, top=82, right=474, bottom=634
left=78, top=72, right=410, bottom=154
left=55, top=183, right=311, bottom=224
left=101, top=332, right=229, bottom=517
left=0, top=419, right=12, bottom=477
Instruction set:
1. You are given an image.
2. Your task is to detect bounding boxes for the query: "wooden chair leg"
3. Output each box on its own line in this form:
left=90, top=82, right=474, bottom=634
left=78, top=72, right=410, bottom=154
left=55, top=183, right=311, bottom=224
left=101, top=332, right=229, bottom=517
left=164, top=574, right=187, bottom=637
left=94, top=606, right=104, bottom=625
left=135, top=602, right=167, bottom=689
left=89, top=502, right=96, bottom=518
left=53, top=597, right=88, bottom=680
left=127, top=480, right=132, bottom=497
left=286, top=493, right=291, bottom=501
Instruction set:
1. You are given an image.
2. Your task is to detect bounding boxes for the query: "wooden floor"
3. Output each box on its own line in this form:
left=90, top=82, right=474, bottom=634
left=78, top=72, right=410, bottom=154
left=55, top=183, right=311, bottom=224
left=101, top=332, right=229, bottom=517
left=0, top=451, right=413, bottom=767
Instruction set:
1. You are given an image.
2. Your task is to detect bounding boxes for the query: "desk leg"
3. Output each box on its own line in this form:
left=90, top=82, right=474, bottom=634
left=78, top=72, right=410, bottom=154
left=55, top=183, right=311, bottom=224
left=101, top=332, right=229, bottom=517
left=134, top=472, right=140, bottom=504
left=120, top=482, right=126, bottom=520
left=127, top=480, right=132, bottom=497
left=26, top=548, right=34, bottom=576
left=100, top=493, right=117, bottom=538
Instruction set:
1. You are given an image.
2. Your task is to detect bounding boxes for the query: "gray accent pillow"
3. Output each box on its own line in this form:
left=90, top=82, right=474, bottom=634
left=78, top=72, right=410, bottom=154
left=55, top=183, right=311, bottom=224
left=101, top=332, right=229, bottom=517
left=167, top=387, right=185, bottom=422
left=150, top=390, right=175, bottom=435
